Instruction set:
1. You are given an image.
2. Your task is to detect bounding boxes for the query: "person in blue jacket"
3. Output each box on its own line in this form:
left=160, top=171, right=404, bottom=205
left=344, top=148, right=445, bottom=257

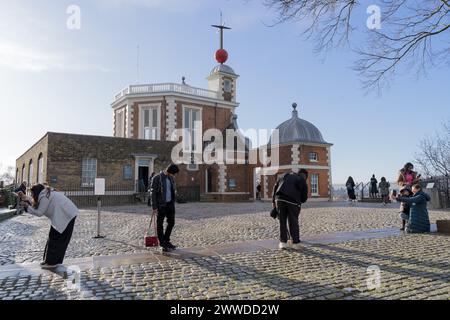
left=396, top=184, right=431, bottom=233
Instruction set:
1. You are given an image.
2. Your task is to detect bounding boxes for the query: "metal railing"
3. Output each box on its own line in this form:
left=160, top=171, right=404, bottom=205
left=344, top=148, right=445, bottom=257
left=56, top=181, right=140, bottom=207
left=114, top=83, right=220, bottom=102
left=421, top=176, right=450, bottom=208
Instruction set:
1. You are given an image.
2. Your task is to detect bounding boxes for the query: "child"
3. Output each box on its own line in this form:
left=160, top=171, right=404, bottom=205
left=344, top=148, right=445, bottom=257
left=398, top=186, right=412, bottom=231
left=378, top=177, right=390, bottom=205
left=13, top=182, right=32, bottom=214
left=396, top=184, right=431, bottom=233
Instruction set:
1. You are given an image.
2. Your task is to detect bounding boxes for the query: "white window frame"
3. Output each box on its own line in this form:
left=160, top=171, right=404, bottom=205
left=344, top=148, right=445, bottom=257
left=37, top=154, right=44, bottom=184
left=223, top=79, right=232, bottom=93
left=311, top=173, right=319, bottom=196
left=309, top=152, right=318, bottom=162
left=82, top=158, right=97, bottom=187
left=182, top=105, right=202, bottom=154
left=139, top=104, right=161, bottom=140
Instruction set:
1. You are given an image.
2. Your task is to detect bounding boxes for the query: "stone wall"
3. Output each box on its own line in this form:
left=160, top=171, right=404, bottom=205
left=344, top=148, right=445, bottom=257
left=16, top=132, right=176, bottom=190
left=16, top=135, right=49, bottom=185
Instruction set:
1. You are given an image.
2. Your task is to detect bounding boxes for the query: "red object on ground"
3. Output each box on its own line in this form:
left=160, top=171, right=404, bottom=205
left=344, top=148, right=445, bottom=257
left=215, top=49, right=228, bottom=64
left=144, top=211, right=159, bottom=247
left=144, top=235, right=159, bottom=247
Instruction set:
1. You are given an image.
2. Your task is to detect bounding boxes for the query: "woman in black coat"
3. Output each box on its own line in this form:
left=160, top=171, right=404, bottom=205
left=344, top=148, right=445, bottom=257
left=346, top=176, right=356, bottom=201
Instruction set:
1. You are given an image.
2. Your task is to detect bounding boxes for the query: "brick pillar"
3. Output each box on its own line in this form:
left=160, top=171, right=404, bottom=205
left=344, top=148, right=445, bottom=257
left=327, top=146, right=332, bottom=200
left=166, top=98, right=177, bottom=141
left=263, top=175, right=269, bottom=200
left=291, top=144, right=300, bottom=165
left=130, top=104, right=135, bottom=138
left=218, top=165, right=227, bottom=193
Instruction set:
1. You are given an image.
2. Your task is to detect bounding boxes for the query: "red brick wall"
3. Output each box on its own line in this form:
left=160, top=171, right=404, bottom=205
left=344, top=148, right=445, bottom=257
left=175, top=101, right=233, bottom=134
left=129, top=100, right=166, bottom=140
left=263, top=168, right=330, bottom=200
left=300, top=145, right=329, bottom=166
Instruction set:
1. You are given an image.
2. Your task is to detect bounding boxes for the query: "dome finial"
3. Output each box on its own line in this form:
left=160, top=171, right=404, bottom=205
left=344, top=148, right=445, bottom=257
left=292, top=102, right=298, bottom=118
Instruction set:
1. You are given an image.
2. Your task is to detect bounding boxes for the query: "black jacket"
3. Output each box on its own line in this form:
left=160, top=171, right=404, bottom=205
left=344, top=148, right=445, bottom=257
left=150, top=172, right=176, bottom=210
left=272, top=172, right=308, bottom=206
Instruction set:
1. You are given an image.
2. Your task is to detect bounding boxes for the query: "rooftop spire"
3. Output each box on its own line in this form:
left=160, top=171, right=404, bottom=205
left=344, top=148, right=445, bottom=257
left=212, top=13, right=231, bottom=64
left=212, top=12, right=231, bottom=49
left=292, top=102, right=298, bottom=118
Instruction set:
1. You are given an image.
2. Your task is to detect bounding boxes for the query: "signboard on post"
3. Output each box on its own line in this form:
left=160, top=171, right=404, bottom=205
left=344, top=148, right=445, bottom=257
left=94, top=178, right=106, bottom=196
left=94, top=178, right=106, bottom=239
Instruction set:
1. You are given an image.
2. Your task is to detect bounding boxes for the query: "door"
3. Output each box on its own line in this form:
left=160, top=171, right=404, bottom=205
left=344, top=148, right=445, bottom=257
left=138, top=166, right=149, bottom=192
left=206, top=168, right=213, bottom=193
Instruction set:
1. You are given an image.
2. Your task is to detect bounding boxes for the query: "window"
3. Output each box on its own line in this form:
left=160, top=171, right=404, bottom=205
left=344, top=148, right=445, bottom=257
left=37, top=154, right=44, bottom=184
left=311, top=174, right=319, bottom=195
left=309, top=152, right=318, bottom=162
left=21, top=165, right=25, bottom=183
left=16, top=169, right=19, bottom=184
left=187, top=163, right=199, bottom=171
left=183, top=107, right=201, bottom=153
left=123, top=165, right=133, bottom=180
left=116, top=110, right=125, bottom=137
left=28, top=160, right=33, bottom=185
left=142, top=107, right=159, bottom=140
left=224, top=79, right=232, bottom=93
left=82, top=158, right=97, bottom=187
left=228, top=179, right=237, bottom=189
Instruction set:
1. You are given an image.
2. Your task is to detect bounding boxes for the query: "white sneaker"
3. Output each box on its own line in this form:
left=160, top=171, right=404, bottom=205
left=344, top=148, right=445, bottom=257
left=279, top=242, right=288, bottom=250
left=292, top=242, right=302, bottom=250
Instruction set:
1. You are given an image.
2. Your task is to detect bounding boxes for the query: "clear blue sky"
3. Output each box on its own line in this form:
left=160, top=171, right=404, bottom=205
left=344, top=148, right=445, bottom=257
left=1, top=0, right=449, bottom=184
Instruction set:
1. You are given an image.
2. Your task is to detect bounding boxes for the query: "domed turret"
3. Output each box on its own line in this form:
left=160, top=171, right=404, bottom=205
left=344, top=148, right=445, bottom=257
left=270, top=103, right=329, bottom=145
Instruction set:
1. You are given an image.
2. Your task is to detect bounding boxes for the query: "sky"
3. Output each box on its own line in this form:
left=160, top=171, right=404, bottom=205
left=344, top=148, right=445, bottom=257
left=0, top=0, right=449, bottom=184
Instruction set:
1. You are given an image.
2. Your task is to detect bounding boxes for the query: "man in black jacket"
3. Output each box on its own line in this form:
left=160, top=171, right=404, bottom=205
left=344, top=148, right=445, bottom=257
left=272, top=169, right=308, bottom=250
left=150, top=164, right=179, bottom=252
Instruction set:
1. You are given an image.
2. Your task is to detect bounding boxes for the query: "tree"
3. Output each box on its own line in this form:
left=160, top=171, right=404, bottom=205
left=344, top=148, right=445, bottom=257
left=264, top=0, right=450, bottom=92
left=415, top=120, right=450, bottom=177
left=0, top=163, right=15, bottom=185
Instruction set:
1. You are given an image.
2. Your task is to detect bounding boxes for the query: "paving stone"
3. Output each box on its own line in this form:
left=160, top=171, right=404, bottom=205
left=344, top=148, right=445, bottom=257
left=0, top=203, right=449, bottom=300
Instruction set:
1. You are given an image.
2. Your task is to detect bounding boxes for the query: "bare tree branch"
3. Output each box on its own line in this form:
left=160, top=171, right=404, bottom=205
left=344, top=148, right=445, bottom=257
left=415, top=120, right=450, bottom=177
left=264, top=0, right=450, bottom=92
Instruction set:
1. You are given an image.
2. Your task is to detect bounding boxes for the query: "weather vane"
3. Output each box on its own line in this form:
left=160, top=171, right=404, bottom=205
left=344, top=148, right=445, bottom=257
left=212, top=11, right=231, bottom=64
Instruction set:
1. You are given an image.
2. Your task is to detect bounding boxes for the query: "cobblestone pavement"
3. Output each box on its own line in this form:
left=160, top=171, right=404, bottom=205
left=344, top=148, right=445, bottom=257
left=0, top=202, right=449, bottom=300
left=0, top=202, right=448, bottom=265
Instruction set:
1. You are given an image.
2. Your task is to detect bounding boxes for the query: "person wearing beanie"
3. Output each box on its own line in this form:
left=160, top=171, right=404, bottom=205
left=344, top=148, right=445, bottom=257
left=150, top=163, right=180, bottom=252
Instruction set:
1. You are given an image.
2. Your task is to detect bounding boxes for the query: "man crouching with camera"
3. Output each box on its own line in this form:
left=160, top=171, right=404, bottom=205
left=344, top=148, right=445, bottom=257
left=272, top=169, right=309, bottom=250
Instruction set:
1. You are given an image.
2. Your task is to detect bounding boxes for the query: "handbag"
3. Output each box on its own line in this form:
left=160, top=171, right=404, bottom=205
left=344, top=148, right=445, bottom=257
left=270, top=207, right=278, bottom=219
left=144, top=210, right=159, bottom=247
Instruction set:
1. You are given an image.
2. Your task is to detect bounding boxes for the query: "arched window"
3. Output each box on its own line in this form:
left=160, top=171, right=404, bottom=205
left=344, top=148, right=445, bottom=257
left=28, top=160, right=34, bottom=185
left=37, top=153, right=44, bottom=184
left=16, top=168, right=19, bottom=185
left=21, top=164, right=25, bottom=184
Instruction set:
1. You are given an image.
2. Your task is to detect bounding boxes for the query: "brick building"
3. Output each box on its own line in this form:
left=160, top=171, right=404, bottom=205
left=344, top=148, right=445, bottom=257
left=256, top=103, right=333, bottom=201
left=15, top=25, right=333, bottom=203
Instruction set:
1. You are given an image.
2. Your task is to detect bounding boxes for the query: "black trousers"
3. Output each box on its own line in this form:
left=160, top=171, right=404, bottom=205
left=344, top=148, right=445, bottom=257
left=157, top=202, right=175, bottom=244
left=277, top=201, right=301, bottom=244
left=43, top=217, right=76, bottom=265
